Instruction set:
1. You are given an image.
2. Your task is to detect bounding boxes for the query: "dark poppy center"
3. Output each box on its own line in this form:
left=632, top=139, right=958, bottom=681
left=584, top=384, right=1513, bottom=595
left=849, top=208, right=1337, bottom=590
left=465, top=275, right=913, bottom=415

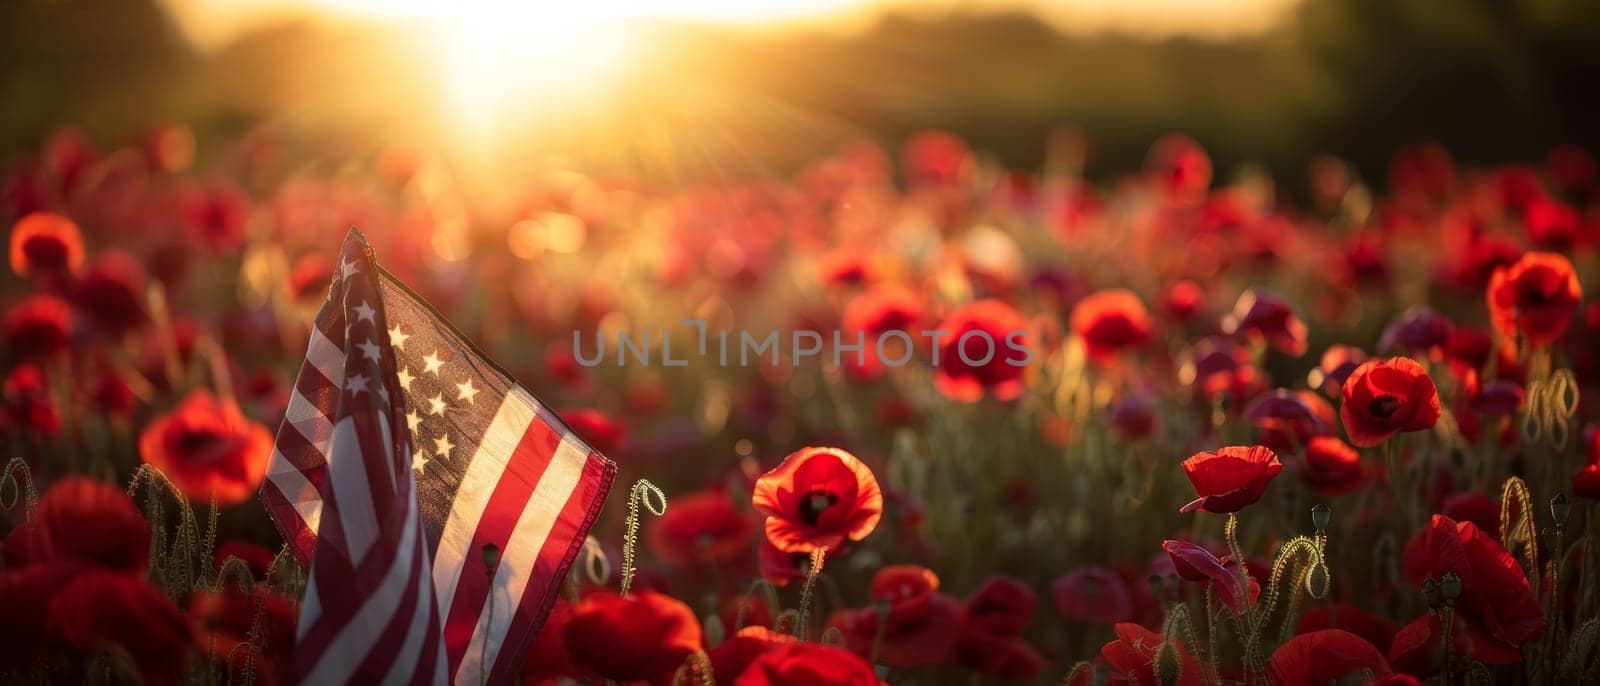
left=798, top=490, right=838, bottom=526
left=176, top=428, right=226, bottom=459
left=1368, top=395, right=1401, bottom=419
left=22, top=236, right=69, bottom=268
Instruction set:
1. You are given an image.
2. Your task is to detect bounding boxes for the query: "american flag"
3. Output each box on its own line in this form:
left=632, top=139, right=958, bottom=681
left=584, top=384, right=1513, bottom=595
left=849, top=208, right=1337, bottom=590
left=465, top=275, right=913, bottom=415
left=261, top=230, right=617, bottom=685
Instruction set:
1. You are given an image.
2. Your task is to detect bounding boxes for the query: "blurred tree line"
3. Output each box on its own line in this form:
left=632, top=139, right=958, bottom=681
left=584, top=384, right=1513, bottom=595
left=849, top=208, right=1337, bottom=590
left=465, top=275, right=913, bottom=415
left=3, top=0, right=1598, bottom=193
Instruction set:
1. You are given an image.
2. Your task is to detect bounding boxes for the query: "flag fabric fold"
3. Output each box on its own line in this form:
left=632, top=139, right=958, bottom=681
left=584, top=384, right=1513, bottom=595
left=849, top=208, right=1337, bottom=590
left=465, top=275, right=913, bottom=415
left=261, top=229, right=616, bottom=685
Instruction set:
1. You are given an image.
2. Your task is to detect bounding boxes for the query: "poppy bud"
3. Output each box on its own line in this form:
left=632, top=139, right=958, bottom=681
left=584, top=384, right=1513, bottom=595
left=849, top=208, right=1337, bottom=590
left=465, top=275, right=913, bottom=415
left=1439, top=571, right=1462, bottom=603
left=481, top=542, right=501, bottom=574
left=1310, top=503, right=1331, bottom=534
left=1422, top=578, right=1441, bottom=609
left=1550, top=493, right=1571, bottom=526
left=702, top=612, right=726, bottom=647
left=1154, top=640, right=1182, bottom=686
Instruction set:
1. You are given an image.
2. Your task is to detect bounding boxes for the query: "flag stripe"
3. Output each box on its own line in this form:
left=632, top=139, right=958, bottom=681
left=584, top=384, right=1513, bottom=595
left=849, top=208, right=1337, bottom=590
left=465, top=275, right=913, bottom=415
left=300, top=490, right=422, bottom=684
left=431, top=388, right=538, bottom=623
left=440, top=401, right=564, bottom=676
left=454, top=429, right=589, bottom=684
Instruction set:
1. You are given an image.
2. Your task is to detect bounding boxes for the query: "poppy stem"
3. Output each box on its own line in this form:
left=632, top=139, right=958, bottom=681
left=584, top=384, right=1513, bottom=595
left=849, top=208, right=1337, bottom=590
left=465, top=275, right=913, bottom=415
left=1224, top=513, right=1255, bottom=681
left=620, top=479, right=667, bottom=597
left=796, top=547, right=826, bottom=641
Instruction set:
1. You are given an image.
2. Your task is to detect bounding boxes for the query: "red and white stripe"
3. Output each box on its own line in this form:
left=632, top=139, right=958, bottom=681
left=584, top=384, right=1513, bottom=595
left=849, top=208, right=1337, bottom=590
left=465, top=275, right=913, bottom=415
left=430, top=386, right=611, bottom=683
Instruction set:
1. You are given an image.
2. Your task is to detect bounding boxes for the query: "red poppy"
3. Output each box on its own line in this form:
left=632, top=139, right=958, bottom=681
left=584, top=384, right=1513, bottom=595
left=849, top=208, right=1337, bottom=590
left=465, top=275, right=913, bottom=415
left=1267, top=629, right=1392, bottom=684
left=1181, top=336, right=1266, bottom=405
left=1440, top=491, right=1502, bottom=539
left=1146, top=135, right=1212, bottom=200
left=1070, top=289, right=1153, bottom=363
left=8, top=211, right=84, bottom=278
left=2, top=363, right=61, bottom=435
left=5, top=294, right=72, bottom=360
left=1161, top=280, right=1205, bottom=322
left=1339, top=357, right=1441, bottom=447
left=47, top=570, right=194, bottom=684
left=521, top=598, right=577, bottom=681
left=1221, top=288, right=1308, bottom=356
left=752, top=447, right=882, bottom=553
left=1401, top=515, right=1545, bottom=661
left=952, top=628, right=1044, bottom=681
left=1387, top=611, right=1511, bottom=674
left=708, top=626, right=795, bottom=684
left=902, top=130, right=972, bottom=189
left=931, top=299, right=1032, bottom=402
left=70, top=249, right=148, bottom=336
left=557, top=409, right=627, bottom=455
left=1524, top=197, right=1580, bottom=249
left=1244, top=389, right=1334, bottom=452
left=843, top=285, right=923, bottom=335
left=287, top=253, right=334, bottom=303
left=180, top=181, right=252, bottom=254
left=1160, top=540, right=1257, bottom=616
left=829, top=590, right=960, bottom=669
left=1575, top=451, right=1600, bottom=500
left=1178, top=445, right=1282, bottom=513
left=732, top=641, right=880, bottom=686
left=1378, top=307, right=1453, bottom=358
left=818, top=248, right=879, bottom=287
left=1050, top=566, right=1133, bottom=624
left=1298, top=436, right=1369, bottom=497
left=1309, top=345, right=1368, bottom=398
left=1099, top=623, right=1204, bottom=686
left=953, top=576, right=1048, bottom=678
left=828, top=565, right=958, bottom=668
left=1111, top=391, right=1157, bottom=440
left=842, top=285, right=924, bottom=379
left=0, top=561, right=92, bottom=672
left=188, top=586, right=297, bottom=684
left=1297, top=602, right=1397, bottom=655
left=1467, top=379, right=1524, bottom=420
left=3, top=477, right=150, bottom=573
left=138, top=389, right=273, bottom=506
left=1444, top=326, right=1493, bottom=370
left=870, top=565, right=941, bottom=621
left=646, top=488, right=756, bottom=567
left=959, top=575, right=1036, bottom=638
left=563, top=590, right=702, bottom=682
left=1338, top=233, right=1390, bottom=287
left=1388, top=143, right=1455, bottom=200
left=1487, top=252, right=1583, bottom=350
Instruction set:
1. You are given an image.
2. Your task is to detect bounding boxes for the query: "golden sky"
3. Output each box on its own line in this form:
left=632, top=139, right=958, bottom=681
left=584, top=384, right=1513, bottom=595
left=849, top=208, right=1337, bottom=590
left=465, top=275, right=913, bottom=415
left=163, top=0, right=1302, bottom=50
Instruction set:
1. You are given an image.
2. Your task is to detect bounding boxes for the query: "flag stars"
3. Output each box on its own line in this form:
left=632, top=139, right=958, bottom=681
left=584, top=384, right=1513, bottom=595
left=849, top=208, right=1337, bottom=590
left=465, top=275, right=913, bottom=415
left=455, top=378, right=480, bottom=404
left=411, top=448, right=430, bottom=474
left=357, top=338, right=381, bottom=364
left=397, top=366, right=415, bottom=392
left=427, top=393, right=448, bottom=416
left=339, top=258, right=358, bottom=281
left=434, top=433, right=455, bottom=461
left=353, top=301, right=376, bottom=324
left=405, top=409, right=422, bottom=433
left=389, top=325, right=410, bottom=351
left=422, top=351, right=445, bottom=375
left=344, top=372, right=370, bottom=396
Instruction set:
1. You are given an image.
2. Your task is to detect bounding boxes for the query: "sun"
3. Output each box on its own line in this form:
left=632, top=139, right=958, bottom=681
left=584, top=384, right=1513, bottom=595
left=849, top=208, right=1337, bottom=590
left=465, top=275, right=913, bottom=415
left=424, top=4, right=637, bottom=138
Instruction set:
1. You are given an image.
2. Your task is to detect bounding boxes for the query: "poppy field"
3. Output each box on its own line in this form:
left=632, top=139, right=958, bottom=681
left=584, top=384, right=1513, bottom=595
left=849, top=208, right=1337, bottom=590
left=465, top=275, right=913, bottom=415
left=2, top=125, right=1599, bottom=685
